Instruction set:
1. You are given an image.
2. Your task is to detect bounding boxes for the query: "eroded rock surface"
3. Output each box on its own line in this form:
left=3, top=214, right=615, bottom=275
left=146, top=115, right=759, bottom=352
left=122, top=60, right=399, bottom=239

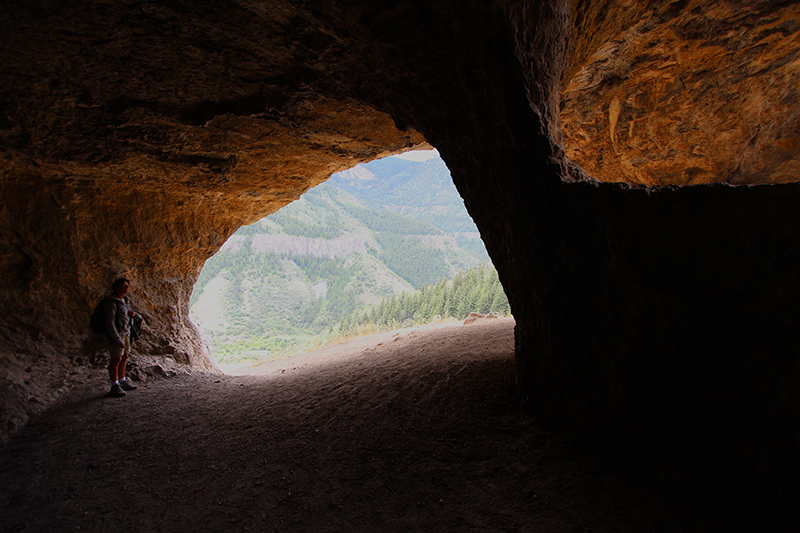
left=0, top=0, right=426, bottom=436
left=562, top=0, right=800, bottom=185
left=1, top=0, right=799, bottom=506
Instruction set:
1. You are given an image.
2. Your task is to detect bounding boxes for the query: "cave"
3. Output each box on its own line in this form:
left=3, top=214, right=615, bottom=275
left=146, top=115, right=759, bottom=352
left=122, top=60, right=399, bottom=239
left=2, top=0, right=799, bottom=513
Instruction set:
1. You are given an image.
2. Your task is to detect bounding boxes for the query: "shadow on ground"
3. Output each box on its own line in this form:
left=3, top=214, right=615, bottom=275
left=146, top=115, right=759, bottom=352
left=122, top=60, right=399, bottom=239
left=0, top=319, right=782, bottom=532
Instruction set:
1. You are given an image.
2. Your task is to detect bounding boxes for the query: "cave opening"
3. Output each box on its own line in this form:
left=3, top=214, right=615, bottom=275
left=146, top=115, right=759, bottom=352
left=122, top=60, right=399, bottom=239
left=0, top=0, right=799, bottom=523
left=188, top=148, right=512, bottom=373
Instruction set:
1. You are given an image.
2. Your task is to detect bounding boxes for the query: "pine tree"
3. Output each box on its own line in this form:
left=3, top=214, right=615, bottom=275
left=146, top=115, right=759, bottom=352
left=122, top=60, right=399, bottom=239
left=340, top=313, right=351, bottom=333
left=455, top=285, right=470, bottom=319
left=490, top=279, right=510, bottom=315
left=476, top=285, right=492, bottom=314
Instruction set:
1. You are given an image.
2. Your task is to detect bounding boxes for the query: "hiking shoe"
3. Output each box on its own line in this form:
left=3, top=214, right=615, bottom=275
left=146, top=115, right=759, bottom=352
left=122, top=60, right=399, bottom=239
left=119, top=379, right=137, bottom=391
left=108, top=383, right=126, bottom=398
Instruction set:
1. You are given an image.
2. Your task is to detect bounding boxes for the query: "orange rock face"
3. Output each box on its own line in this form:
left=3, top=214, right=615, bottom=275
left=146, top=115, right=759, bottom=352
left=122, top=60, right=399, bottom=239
left=0, top=0, right=426, bottom=436
left=561, top=0, right=800, bottom=185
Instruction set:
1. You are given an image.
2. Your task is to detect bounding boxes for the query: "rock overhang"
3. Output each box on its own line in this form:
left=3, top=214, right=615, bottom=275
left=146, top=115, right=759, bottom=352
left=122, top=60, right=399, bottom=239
left=560, top=0, right=800, bottom=186
left=1, top=0, right=799, bottom=505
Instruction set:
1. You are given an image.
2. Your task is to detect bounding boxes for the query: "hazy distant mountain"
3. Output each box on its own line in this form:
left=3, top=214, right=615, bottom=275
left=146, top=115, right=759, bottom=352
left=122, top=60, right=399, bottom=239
left=328, top=156, right=488, bottom=260
left=190, top=178, right=483, bottom=362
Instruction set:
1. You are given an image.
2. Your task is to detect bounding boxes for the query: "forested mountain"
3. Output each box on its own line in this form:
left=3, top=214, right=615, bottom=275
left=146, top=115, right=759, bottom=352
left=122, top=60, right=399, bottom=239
left=189, top=159, right=495, bottom=364
left=328, top=155, right=488, bottom=260
left=339, top=262, right=510, bottom=334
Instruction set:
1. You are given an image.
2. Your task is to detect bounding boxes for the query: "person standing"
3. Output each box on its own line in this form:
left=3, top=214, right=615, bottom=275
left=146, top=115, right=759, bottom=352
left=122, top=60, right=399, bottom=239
left=105, top=277, right=138, bottom=397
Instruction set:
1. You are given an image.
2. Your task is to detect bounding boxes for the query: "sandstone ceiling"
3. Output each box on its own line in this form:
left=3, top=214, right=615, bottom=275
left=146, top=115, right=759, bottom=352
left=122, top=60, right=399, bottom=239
left=1, top=0, right=799, bottom=502
left=561, top=0, right=800, bottom=186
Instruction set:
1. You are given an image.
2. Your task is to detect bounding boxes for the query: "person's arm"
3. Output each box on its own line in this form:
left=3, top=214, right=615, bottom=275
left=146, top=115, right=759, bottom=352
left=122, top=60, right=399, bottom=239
left=125, top=296, right=136, bottom=317
left=104, top=300, right=124, bottom=347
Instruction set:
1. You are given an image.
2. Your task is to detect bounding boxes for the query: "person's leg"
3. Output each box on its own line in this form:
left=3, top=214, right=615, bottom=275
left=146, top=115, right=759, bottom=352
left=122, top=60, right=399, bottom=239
left=118, top=335, right=137, bottom=391
left=107, top=343, right=126, bottom=396
left=118, top=335, right=131, bottom=380
left=108, top=356, right=121, bottom=382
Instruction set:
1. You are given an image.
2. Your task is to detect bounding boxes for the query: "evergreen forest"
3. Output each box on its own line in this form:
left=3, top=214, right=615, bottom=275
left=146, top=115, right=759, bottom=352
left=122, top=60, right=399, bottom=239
left=338, top=263, right=510, bottom=334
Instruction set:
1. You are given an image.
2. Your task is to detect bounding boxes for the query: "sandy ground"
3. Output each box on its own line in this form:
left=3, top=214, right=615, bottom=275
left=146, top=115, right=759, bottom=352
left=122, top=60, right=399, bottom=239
left=0, top=318, right=748, bottom=532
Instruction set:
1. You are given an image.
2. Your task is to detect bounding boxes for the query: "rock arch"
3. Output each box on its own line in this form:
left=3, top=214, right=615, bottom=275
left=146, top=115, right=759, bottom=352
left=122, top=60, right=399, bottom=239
left=1, top=0, right=799, bottom=499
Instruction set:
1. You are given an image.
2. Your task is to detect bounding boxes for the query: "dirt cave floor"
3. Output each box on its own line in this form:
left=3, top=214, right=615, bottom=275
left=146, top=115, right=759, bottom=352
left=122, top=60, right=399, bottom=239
left=0, top=318, right=777, bottom=532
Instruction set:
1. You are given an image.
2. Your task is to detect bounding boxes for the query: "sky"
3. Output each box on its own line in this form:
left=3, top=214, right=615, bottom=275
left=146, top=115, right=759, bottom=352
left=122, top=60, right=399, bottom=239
left=392, top=149, right=439, bottom=162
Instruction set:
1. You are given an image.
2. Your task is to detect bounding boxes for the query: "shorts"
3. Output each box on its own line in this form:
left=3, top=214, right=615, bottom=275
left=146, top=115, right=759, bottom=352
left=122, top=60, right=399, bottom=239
left=109, top=334, right=131, bottom=359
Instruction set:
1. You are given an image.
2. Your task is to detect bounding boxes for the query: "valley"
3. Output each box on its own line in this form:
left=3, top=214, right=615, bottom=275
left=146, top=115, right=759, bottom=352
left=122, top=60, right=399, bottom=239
left=189, top=154, right=507, bottom=364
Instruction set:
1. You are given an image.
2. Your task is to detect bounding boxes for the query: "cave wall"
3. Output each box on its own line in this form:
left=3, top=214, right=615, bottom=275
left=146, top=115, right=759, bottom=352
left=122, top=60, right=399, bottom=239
left=0, top=0, right=426, bottom=435
left=499, top=0, right=800, bottom=499
left=2, top=0, right=799, bottom=500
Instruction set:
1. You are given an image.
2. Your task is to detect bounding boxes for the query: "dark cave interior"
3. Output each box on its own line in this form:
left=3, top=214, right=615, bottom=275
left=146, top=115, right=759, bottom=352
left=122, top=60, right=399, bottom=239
left=1, top=0, right=799, bottom=511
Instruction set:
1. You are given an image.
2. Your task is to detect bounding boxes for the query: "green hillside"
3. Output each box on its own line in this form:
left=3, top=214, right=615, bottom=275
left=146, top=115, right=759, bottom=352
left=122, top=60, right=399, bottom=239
left=328, top=156, right=489, bottom=260
left=190, top=181, right=483, bottom=363
left=340, top=262, right=510, bottom=333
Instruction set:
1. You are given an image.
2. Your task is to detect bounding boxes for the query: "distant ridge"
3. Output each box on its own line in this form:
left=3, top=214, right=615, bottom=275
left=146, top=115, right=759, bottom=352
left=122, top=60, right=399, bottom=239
left=329, top=155, right=487, bottom=259
left=191, top=157, right=488, bottom=363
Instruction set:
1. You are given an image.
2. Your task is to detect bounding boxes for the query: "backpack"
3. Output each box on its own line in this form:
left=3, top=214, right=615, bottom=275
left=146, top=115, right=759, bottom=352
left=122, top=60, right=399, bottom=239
left=89, top=298, right=113, bottom=337
left=129, top=312, right=144, bottom=342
